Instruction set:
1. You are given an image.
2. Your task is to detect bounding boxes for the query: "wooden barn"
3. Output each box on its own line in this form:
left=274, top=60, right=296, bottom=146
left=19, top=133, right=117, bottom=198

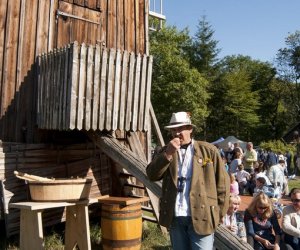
left=0, top=0, right=166, bottom=238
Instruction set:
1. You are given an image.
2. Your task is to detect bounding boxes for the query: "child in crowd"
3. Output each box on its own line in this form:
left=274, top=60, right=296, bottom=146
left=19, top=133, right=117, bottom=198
left=223, top=194, right=247, bottom=242
left=230, top=151, right=243, bottom=174
left=253, top=177, right=275, bottom=198
left=236, top=164, right=251, bottom=195
left=230, top=173, right=239, bottom=195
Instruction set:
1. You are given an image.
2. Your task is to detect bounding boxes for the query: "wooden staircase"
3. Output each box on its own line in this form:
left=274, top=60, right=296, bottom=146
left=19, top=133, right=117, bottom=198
left=86, top=131, right=166, bottom=233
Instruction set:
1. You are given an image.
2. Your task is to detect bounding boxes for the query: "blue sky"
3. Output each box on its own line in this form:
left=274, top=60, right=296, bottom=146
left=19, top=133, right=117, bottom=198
left=160, top=0, right=300, bottom=62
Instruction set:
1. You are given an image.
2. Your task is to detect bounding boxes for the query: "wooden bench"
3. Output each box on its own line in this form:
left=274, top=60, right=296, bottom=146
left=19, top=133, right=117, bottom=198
left=9, top=200, right=95, bottom=250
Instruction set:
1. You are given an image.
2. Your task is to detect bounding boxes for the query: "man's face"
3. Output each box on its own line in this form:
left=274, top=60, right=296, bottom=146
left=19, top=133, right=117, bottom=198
left=170, top=125, right=193, bottom=145
left=291, top=192, right=300, bottom=211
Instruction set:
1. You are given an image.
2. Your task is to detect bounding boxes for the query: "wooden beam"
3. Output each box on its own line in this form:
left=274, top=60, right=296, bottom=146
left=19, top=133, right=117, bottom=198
left=149, top=103, right=165, bottom=147
left=86, top=132, right=161, bottom=197
left=214, top=225, right=253, bottom=250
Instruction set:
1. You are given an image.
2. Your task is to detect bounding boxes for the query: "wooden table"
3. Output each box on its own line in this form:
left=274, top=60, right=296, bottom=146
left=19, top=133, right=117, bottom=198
left=9, top=200, right=93, bottom=250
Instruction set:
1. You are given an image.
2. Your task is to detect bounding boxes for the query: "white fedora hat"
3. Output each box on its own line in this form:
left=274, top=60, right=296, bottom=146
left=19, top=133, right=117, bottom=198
left=164, top=112, right=196, bottom=130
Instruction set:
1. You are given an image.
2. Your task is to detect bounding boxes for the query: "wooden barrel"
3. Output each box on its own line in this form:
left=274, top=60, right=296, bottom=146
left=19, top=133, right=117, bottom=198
left=101, top=203, right=142, bottom=250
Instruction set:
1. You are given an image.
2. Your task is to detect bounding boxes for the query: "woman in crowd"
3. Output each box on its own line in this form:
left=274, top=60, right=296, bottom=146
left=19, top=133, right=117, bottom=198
left=282, top=188, right=300, bottom=249
left=244, top=192, right=281, bottom=250
left=223, top=194, right=246, bottom=241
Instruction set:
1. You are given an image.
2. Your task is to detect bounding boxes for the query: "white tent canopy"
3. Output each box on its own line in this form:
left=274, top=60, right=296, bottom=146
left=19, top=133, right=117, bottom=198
left=213, top=136, right=247, bottom=151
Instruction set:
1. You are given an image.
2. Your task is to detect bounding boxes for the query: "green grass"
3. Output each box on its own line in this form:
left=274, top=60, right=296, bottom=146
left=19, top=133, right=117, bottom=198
left=288, top=178, right=300, bottom=191
left=0, top=219, right=171, bottom=250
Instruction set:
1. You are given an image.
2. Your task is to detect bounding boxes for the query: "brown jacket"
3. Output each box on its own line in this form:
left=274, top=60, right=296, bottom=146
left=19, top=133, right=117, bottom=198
left=146, top=141, right=230, bottom=235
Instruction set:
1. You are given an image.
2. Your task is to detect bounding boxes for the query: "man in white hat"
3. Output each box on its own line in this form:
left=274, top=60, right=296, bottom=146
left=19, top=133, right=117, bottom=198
left=146, top=111, right=230, bottom=250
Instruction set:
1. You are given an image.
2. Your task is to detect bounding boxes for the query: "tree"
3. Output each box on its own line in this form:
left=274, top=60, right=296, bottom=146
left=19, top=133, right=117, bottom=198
left=206, top=57, right=260, bottom=141
left=150, top=26, right=209, bottom=140
left=275, top=31, right=300, bottom=121
left=188, top=16, right=220, bottom=79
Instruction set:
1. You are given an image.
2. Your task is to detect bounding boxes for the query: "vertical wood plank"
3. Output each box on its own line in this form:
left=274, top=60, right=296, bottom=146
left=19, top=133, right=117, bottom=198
left=48, top=0, right=57, bottom=51
left=73, top=5, right=88, bottom=45
left=77, top=43, right=87, bottom=130
left=42, top=53, right=49, bottom=129
left=1, top=0, right=21, bottom=116
left=85, top=44, right=94, bottom=130
left=99, top=0, right=107, bottom=47
left=116, top=0, right=124, bottom=51
left=57, top=47, right=65, bottom=130
left=138, top=0, right=145, bottom=54
left=87, top=4, right=101, bottom=45
left=62, top=44, right=71, bottom=130
left=55, top=48, right=64, bottom=130
left=35, top=0, right=50, bottom=56
left=99, top=48, right=108, bottom=130
left=92, top=44, right=101, bottom=130
left=49, top=49, right=57, bottom=129
left=144, top=55, right=153, bottom=131
left=131, top=53, right=141, bottom=131
left=138, top=54, right=147, bottom=131
left=105, top=48, right=116, bottom=130
left=36, top=55, right=42, bottom=127
left=106, top=0, right=116, bottom=49
left=118, top=50, right=129, bottom=130
left=112, top=50, right=121, bottom=130
left=125, top=52, right=135, bottom=130
left=69, top=42, right=79, bottom=130
left=19, top=0, right=38, bottom=86
left=125, top=0, right=135, bottom=53
left=0, top=0, right=8, bottom=105
left=134, top=0, right=139, bottom=54
left=144, top=0, right=149, bottom=55
left=65, top=44, right=73, bottom=130
left=56, top=1, right=72, bottom=48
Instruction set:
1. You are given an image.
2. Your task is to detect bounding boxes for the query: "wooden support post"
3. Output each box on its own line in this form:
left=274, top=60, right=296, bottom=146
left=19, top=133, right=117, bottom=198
left=20, top=209, right=44, bottom=250
left=9, top=201, right=92, bottom=250
left=65, top=203, right=91, bottom=250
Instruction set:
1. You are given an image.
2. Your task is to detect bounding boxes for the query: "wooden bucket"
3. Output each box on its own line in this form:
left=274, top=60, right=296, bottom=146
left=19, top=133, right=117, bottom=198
left=101, top=203, right=142, bottom=250
left=28, top=178, right=92, bottom=201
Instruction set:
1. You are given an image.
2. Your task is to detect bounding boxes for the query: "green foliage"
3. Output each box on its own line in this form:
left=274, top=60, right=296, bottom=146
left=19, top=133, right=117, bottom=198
left=207, top=56, right=260, bottom=141
left=150, top=26, right=209, bottom=140
left=149, top=20, right=300, bottom=144
left=259, top=140, right=295, bottom=153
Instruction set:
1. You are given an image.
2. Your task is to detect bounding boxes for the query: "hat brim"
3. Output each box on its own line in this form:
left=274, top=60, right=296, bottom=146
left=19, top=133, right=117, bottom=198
left=164, top=123, right=196, bottom=130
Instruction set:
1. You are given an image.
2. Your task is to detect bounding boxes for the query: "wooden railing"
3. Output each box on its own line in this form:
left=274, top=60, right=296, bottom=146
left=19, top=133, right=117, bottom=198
left=37, top=42, right=153, bottom=132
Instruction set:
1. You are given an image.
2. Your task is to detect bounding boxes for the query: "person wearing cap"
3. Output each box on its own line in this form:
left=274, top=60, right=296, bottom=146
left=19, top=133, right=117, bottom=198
left=146, top=111, right=230, bottom=250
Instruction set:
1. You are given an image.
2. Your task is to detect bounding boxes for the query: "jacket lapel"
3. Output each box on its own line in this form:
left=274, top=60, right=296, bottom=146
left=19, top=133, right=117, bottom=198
left=192, top=142, right=204, bottom=186
left=169, top=151, right=179, bottom=186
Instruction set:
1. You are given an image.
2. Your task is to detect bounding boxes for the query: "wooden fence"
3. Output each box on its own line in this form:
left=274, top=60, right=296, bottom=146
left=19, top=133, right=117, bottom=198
left=37, top=42, right=153, bottom=132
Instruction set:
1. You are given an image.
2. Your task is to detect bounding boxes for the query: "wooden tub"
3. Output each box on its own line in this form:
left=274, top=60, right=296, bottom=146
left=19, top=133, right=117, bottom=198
left=28, top=178, right=92, bottom=201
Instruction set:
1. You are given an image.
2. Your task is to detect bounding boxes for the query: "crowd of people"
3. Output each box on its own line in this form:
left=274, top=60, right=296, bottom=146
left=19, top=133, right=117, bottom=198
left=218, top=141, right=291, bottom=199
left=218, top=141, right=300, bottom=249
left=146, top=111, right=299, bottom=250
left=222, top=188, right=300, bottom=250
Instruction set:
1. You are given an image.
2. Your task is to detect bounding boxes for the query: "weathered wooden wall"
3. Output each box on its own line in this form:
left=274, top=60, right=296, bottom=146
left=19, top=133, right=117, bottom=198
left=0, top=139, right=111, bottom=236
left=0, top=0, right=149, bottom=143
left=37, top=42, right=152, bottom=132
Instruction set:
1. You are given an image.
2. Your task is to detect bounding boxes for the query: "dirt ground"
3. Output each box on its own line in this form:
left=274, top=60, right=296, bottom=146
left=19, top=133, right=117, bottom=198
left=239, top=194, right=291, bottom=211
